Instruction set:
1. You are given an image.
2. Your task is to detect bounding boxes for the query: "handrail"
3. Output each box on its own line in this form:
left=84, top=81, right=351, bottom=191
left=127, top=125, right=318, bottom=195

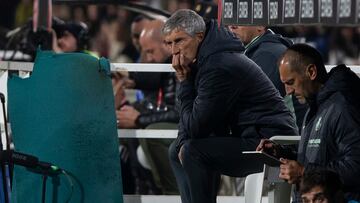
left=1, top=61, right=360, bottom=74
left=118, top=129, right=177, bottom=139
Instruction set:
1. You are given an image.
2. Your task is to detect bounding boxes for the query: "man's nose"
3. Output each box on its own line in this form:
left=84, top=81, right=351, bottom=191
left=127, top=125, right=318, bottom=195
left=285, top=85, right=295, bottom=96
left=171, top=44, right=179, bottom=55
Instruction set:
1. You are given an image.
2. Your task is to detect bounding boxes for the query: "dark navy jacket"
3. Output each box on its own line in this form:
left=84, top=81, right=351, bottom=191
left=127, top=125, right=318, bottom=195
left=175, top=20, right=298, bottom=152
left=294, top=65, right=360, bottom=202
left=244, top=29, right=292, bottom=96
left=244, top=29, right=307, bottom=130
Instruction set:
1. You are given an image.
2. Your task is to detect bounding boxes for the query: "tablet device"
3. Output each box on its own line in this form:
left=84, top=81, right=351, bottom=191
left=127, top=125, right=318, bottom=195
left=242, top=151, right=282, bottom=167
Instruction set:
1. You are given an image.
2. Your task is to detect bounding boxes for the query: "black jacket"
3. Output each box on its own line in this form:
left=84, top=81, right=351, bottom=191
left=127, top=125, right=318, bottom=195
left=130, top=69, right=179, bottom=128
left=245, top=29, right=292, bottom=96
left=294, top=65, right=360, bottom=202
left=244, top=29, right=307, bottom=130
left=175, top=20, right=298, bottom=152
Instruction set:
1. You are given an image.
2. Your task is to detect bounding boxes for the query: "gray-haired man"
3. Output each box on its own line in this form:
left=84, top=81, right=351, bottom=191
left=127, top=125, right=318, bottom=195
left=164, top=9, right=298, bottom=203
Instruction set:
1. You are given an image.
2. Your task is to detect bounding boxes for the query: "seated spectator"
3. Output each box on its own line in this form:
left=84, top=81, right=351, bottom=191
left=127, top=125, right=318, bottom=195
left=116, top=19, right=179, bottom=195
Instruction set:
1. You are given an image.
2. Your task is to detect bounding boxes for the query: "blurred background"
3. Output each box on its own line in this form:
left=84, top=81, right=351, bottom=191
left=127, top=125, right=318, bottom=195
left=0, top=0, right=359, bottom=65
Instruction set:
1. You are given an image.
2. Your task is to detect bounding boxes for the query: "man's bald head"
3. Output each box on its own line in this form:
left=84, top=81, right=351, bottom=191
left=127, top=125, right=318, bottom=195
left=139, top=20, right=170, bottom=63
left=227, top=26, right=266, bottom=45
left=278, top=44, right=328, bottom=104
left=140, top=20, right=166, bottom=43
left=280, top=44, right=328, bottom=83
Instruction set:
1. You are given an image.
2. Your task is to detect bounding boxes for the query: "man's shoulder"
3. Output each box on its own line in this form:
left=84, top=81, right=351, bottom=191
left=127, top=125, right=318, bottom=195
left=199, top=52, right=262, bottom=80
left=205, top=51, right=251, bottom=68
left=207, top=52, right=257, bottom=71
left=253, top=40, right=288, bottom=55
left=320, top=92, right=360, bottom=120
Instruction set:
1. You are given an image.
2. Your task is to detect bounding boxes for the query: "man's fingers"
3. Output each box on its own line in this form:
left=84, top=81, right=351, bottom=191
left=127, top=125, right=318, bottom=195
left=256, top=139, right=276, bottom=153
left=180, top=54, right=191, bottom=72
left=120, top=105, right=133, bottom=111
left=172, top=54, right=180, bottom=70
left=113, top=79, right=124, bottom=92
left=256, top=139, right=266, bottom=151
left=180, top=54, right=186, bottom=67
left=280, top=158, right=287, bottom=164
left=279, top=167, right=290, bottom=180
left=279, top=173, right=290, bottom=181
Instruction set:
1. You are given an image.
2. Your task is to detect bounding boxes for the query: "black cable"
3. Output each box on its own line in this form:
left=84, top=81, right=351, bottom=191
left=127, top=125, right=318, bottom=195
left=0, top=95, right=10, bottom=151
left=41, top=175, right=47, bottom=203
left=0, top=94, right=9, bottom=203
left=1, top=163, right=9, bottom=203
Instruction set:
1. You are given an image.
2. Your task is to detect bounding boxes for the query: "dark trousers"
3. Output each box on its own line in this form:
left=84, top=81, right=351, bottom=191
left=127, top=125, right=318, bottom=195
left=169, top=137, right=263, bottom=203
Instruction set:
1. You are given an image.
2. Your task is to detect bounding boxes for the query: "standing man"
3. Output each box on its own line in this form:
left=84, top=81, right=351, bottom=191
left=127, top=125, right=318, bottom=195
left=258, top=44, right=360, bottom=202
left=227, top=26, right=289, bottom=95
left=228, top=26, right=307, bottom=129
left=163, top=9, right=298, bottom=203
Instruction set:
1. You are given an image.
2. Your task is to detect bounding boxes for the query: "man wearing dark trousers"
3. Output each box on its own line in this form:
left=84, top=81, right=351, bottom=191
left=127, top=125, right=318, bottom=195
left=163, top=9, right=298, bottom=203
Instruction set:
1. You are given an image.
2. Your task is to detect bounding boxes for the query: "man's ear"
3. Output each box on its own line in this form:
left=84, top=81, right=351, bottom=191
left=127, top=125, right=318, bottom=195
left=306, top=64, right=317, bottom=81
left=195, top=32, right=205, bottom=43
left=256, top=26, right=266, bottom=33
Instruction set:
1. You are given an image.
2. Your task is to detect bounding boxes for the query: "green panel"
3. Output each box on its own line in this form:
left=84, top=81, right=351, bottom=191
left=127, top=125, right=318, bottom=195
left=8, top=50, right=123, bottom=203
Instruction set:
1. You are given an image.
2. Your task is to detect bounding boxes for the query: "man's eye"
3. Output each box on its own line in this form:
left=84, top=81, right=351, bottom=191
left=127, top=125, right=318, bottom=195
left=314, top=197, right=325, bottom=202
left=174, top=39, right=183, bottom=44
left=286, top=80, right=294, bottom=85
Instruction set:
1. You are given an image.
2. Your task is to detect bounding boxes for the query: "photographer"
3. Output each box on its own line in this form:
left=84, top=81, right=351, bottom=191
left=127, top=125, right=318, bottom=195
left=52, top=21, right=89, bottom=53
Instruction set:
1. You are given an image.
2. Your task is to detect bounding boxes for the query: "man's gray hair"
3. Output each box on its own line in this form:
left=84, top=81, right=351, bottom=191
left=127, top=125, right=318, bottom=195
left=162, top=9, right=206, bottom=37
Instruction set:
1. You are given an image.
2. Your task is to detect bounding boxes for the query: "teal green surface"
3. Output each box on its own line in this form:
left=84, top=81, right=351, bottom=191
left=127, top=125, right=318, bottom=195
left=7, top=51, right=123, bottom=203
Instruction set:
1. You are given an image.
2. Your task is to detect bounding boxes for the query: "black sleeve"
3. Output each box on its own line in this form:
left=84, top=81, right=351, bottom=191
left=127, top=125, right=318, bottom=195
left=177, top=68, right=235, bottom=141
left=136, top=108, right=179, bottom=129
left=130, top=72, right=162, bottom=91
left=174, top=78, right=196, bottom=152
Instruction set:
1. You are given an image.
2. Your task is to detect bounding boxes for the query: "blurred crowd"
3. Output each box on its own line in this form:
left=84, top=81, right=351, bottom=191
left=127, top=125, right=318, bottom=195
left=1, top=0, right=360, bottom=65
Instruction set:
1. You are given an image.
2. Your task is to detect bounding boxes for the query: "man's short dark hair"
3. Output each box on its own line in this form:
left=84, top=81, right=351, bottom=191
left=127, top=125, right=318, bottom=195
left=55, top=21, right=89, bottom=51
left=300, top=169, right=344, bottom=203
left=283, top=44, right=328, bottom=83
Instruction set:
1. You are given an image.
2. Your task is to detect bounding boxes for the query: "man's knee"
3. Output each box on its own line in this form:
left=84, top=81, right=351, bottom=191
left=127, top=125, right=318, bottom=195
left=168, top=141, right=179, bottom=162
left=180, top=140, right=202, bottom=163
left=168, top=140, right=197, bottom=162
